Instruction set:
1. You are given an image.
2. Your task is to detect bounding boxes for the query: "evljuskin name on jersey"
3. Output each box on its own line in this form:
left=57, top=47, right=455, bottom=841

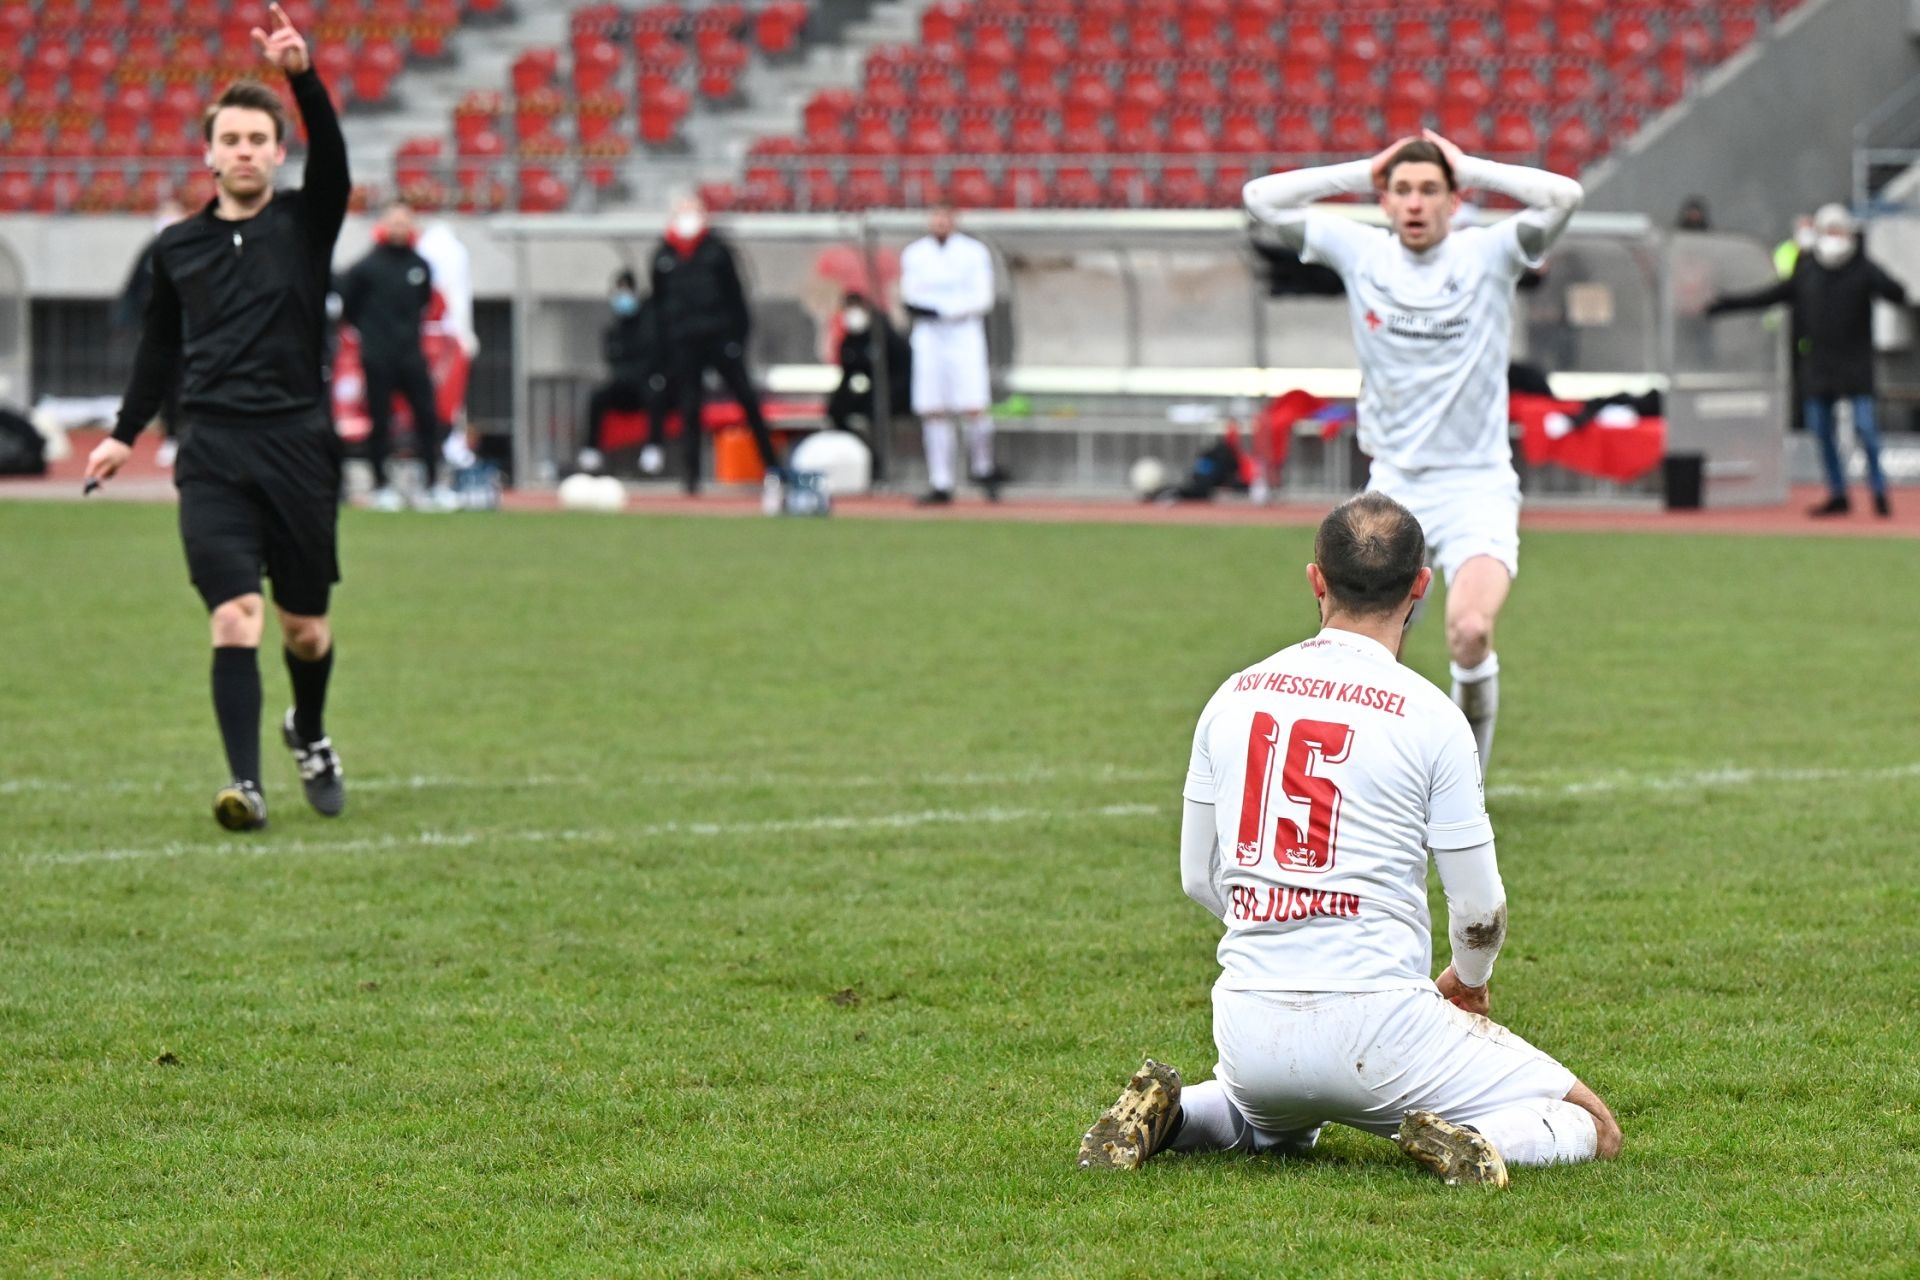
left=1228, top=669, right=1410, bottom=718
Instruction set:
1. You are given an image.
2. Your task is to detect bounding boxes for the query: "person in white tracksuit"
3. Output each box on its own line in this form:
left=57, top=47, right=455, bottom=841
left=900, top=205, right=1000, bottom=504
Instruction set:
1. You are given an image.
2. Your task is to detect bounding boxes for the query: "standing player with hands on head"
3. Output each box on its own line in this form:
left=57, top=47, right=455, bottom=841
left=84, top=5, right=351, bottom=832
left=1244, top=131, right=1584, bottom=769
left=1077, top=494, right=1620, bottom=1186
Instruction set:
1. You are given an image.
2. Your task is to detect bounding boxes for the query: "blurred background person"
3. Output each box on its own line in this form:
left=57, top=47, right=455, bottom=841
left=341, top=199, right=451, bottom=511
left=901, top=202, right=1000, bottom=504
left=114, top=195, right=189, bottom=467
left=578, top=269, right=673, bottom=476
left=1676, top=195, right=1712, bottom=232
left=647, top=194, right=782, bottom=495
left=825, top=291, right=909, bottom=471
left=1709, top=203, right=1909, bottom=518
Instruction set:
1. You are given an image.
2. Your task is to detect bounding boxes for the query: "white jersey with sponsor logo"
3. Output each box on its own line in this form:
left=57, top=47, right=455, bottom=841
left=1302, top=215, right=1539, bottom=472
left=1183, top=627, right=1492, bottom=992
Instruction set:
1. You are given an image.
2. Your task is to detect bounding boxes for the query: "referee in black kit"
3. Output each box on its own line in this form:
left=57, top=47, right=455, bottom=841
left=84, top=5, right=350, bottom=832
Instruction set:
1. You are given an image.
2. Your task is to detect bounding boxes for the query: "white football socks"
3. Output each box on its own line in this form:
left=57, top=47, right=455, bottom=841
left=966, top=412, right=995, bottom=479
left=922, top=416, right=957, bottom=493
left=1166, top=1079, right=1321, bottom=1156
left=1465, top=1098, right=1599, bottom=1166
left=1450, top=652, right=1500, bottom=768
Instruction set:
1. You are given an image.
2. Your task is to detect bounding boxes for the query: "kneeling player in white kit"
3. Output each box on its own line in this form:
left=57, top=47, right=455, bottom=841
left=1244, top=131, right=1583, bottom=767
left=1077, top=494, right=1619, bottom=1186
left=900, top=203, right=1000, bottom=504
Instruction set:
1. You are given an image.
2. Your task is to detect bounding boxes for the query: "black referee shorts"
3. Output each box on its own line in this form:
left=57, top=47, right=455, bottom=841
left=175, top=412, right=343, bottom=617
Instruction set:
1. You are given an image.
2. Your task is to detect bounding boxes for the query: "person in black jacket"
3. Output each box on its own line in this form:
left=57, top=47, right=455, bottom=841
left=84, top=6, right=350, bottom=832
left=578, top=269, right=673, bottom=475
left=341, top=199, right=449, bottom=510
left=647, top=195, right=783, bottom=493
left=825, top=291, right=909, bottom=454
left=1709, top=204, right=1908, bottom=517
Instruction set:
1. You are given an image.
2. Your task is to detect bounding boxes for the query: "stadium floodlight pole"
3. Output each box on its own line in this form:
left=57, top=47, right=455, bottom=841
left=860, top=211, right=892, bottom=486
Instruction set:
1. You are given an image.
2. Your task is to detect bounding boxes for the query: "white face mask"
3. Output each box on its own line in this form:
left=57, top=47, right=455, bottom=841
left=671, top=211, right=704, bottom=239
left=843, top=309, right=870, bottom=334
left=1813, top=234, right=1854, bottom=268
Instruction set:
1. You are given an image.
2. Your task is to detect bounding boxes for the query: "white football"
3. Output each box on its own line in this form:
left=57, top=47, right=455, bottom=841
left=1129, top=456, right=1168, bottom=497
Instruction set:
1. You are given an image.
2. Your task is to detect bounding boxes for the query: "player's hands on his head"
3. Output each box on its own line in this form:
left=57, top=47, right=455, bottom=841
left=1436, top=964, right=1490, bottom=1017
left=1421, top=129, right=1469, bottom=174
left=1370, top=137, right=1420, bottom=191
left=253, top=4, right=311, bottom=75
left=84, top=438, right=133, bottom=486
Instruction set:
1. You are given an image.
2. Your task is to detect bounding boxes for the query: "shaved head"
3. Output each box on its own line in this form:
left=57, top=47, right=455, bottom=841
left=1313, top=493, right=1428, bottom=617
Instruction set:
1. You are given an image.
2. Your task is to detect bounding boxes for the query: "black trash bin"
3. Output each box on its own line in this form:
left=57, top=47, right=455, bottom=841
left=1662, top=453, right=1704, bottom=510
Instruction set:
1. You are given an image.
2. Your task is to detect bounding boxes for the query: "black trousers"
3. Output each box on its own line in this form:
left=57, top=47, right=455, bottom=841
left=364, top=353, right=443, bottom=489
left=651, top=337, right=779, bottom=492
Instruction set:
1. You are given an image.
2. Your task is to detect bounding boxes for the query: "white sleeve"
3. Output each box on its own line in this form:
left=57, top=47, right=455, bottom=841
left=898, top=243, right=931, bottom=310
left=1243, top=160, right=1378, bottom=262
left=957, top=241, right=996, bottom=319
left=1426, top=715, right=1493, bottom=851
left=1183, top=703, right=1217, bottom=805
left=1454, top=155, right=1584, bottom=272
left=1433, top=839, right=1506, bottom=987
left=1180, top=798, right=1226, bottom=921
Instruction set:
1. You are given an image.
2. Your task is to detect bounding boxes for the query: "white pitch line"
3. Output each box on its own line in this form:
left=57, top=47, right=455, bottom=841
left=0, top=763, right=1167, bottom=799
left=1485, top=761, right=1920, bottom=800
left=17, top=802, right=1165, bottom=868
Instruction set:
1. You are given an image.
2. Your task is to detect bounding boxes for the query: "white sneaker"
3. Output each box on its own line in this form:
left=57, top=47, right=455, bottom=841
left=155, top=438, right=178, bottom=468
left=638, top=444, right=663, bottom=475
left=577, top=447, right=605, bottom=475
left=412, top=484, right=460, bottom=513
left=366, top=487, right=406, bottom=512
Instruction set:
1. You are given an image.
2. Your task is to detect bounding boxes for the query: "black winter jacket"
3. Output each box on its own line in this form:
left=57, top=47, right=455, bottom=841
left=1713, top=252, right=1909, bottom=398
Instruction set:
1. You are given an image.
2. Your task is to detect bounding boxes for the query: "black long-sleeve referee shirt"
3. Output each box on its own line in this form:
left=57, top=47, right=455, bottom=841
left=112, top=69, right=349, bottom=443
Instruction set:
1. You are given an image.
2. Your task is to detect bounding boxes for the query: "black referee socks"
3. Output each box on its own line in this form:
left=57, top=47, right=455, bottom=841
left=211, top=646, right=262, bottom=785
left=284, top=645, right=333, bottom=745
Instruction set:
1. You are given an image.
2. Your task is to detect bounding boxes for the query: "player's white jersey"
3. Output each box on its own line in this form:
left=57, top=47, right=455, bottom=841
left=1183, top=627, right=1492, bottom=992
left=1302, top=215, right=1539, bottom=472
left=900, top=232, right=995, bottom=323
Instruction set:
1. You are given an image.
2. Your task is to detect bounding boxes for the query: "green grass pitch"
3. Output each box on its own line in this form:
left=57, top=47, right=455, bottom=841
left=2, top=501, right=1917, bottom=1277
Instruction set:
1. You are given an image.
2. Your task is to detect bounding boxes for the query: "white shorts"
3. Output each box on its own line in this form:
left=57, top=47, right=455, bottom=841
left=1210, top=984, right=1578, bottom=1142
left=1366, top=460, right=1521, bottom=584
left=909, top=319, right=990, bottom=416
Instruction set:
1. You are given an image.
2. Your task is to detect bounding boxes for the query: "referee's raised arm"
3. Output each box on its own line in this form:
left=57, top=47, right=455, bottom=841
left=255, top=4, right=349, bottom=255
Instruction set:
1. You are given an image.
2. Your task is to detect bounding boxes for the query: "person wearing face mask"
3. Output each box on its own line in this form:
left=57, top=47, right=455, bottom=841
left=1708, top=204, right=1908, bottom=517
left=341, top=199, right=451, bottom=511
left=578, top=269, right=673, bottom=476
left=646, top=194, right=783, bottom=494
left=825, top=291, right=911, bottom=461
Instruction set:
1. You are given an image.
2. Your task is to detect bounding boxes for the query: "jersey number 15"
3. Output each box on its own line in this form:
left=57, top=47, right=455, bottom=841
left=1234, top=714, right=1354, bottom=872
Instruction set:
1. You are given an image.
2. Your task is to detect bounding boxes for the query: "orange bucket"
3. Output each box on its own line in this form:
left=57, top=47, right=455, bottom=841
left=713, top=425, right=766, bottom=485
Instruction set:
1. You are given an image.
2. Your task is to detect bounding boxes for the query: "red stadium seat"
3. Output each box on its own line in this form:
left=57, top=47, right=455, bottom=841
left=949, top=165, right=995, bottom=208
left=1280, top=55, right=1332, bottom=110
left=1002, top=164, right=1048, bottom=209
left=921, top=1, right=964, bottom=50
left=1555, top=63, right=1599, bottom=102
left=804, top=88, right=856, bottom=141
left=1546, top=117, right=1598, bottom=174
left=1054, top=165, right=1103, bottom=208
left=1122, top=15, right=1175, bottom=60
left=517, top=169, right=570, bottom=213
left=512, top=48, right=560, bottom=96
left=1452, top=70, right=1495, bottom=110
left=845, top=165, right=893, bottom=209
left=1334, top=57, right=1381, bottom=109
left=1445, top=17, right=1498, bottom=59
left=1497, top=66, right=1549, bottom=108
left=1721, top=11, right=1760, bottom=54
left=851, top=112, right=901, bottom=155
left=961, top=58, right=1012, bottom=110
left=1160, top=164, right=1211, bottom=208
left=1328, top=109, right=1374, bottom=153
left=1010, top=113, right=1059, bottom=154
left=1074, top=11, right=1123, bottom=61
left=1491, top=112, right=1538, bottom=155
left=1276, top=113, right=1323, bottom=155
left=1338, top=21, right=1383, bottom=62
left=911, top=61, right=962, bottom=110
left=956, top=114, right=1007, bottom=155
left=1391, top=19, right=1441, bottom=60
left=1436, top=102, right=1487, bottom=151
left=1218, top=110, right=1269, bottom=153
left=1167, top=109, right=1212, bottom=154
left=1174, top=65, right=1223, bottom=108
left=1610, top=15, right=1657, bottom=69
left=1107, top=164, right=1152, bottom=208
left=1284, top=20, right=1332, bottom=62
left=1227, top=64, right=1278, bottom=108
left=352, top=39, right=404, bottom=104
left=574, top=38, right=622, bottom=95
left=1116, top=73, right=1168, bottom=134
left=902, top=111, right=950, bottom=156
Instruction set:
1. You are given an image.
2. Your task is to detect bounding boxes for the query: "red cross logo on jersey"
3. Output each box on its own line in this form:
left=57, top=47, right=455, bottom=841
left=1364, top=310, right=1382, bottom=331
